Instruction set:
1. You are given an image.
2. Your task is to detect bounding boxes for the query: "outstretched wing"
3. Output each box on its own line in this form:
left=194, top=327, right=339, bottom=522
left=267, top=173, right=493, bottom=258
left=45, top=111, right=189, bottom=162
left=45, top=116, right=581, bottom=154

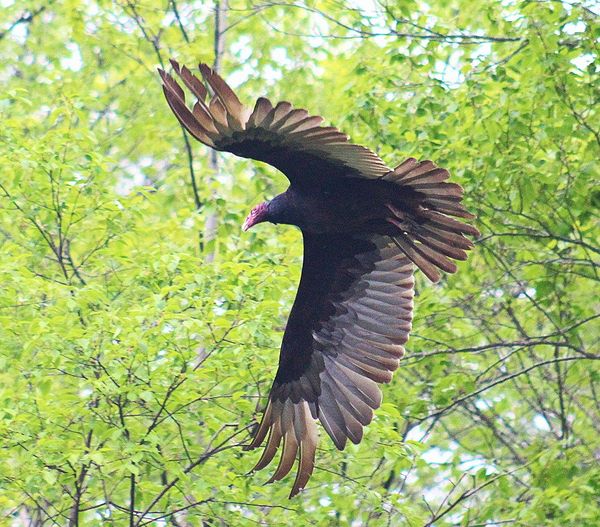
left=246, top=233, right=414, bottom=496
left=159, top=61, right=480, bottom=281
left=158, top=60, right=390, bottom=185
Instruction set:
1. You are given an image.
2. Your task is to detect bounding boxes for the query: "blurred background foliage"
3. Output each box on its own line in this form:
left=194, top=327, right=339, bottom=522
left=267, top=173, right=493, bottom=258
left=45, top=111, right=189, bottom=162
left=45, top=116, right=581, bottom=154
left=0, top=0, right=598, bottom=525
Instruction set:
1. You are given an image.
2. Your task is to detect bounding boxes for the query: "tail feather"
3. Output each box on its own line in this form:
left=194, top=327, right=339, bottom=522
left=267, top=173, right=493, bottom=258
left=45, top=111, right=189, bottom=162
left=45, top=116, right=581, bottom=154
left=384, top=159, right=479, bottom=282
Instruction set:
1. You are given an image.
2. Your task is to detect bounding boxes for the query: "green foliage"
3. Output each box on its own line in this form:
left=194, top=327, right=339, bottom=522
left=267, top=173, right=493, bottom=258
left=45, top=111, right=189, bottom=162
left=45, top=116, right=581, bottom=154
left=0, top=1, right=598, bottom=525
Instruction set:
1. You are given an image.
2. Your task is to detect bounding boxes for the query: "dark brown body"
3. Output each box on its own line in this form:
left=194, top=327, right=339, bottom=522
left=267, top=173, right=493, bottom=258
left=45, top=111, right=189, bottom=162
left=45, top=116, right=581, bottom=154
left=268, top=177, right=421, bottom=235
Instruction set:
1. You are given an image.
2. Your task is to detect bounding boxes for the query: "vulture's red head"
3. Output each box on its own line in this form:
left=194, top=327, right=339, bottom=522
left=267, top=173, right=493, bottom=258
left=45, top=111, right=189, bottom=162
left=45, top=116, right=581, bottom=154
left=242, top=202, right=269, bottom=232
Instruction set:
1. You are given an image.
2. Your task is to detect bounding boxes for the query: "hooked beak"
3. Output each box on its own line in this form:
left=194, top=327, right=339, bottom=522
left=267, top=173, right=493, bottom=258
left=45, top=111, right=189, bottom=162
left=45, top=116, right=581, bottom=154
left=242, top=202, right=268, bottom=232
left=242, top=215, right=254, bottom=232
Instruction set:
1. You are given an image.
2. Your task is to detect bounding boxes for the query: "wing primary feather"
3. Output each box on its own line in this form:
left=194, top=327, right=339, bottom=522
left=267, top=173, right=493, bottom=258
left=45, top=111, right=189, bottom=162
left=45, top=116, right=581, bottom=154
left=272, top=108, right=309, bottom=131
left=387, top=157, right=419, bottom=177
left=269, top=101, right=293, bottom=128
left=252, top=425, right=282, bottom=472
left=246, top=399, right=273, bottom=450
left=198, top=63, right=245, bottom=123
left=192, top=102, right=219, bottom=137
left=161, top=85, right=216, bottom=147
left=277, top=115, right=324, bottom=134
left=177, top=64, right=208, bottom=101
left=290, top=403, right=318, bottom=497
left=266, top=402, right=299, bottom=483
left=247, top=97, right=274, bottom=128
left=159, top=69, right=185, bottom=105
left=168, top=58, right=181, bottom=73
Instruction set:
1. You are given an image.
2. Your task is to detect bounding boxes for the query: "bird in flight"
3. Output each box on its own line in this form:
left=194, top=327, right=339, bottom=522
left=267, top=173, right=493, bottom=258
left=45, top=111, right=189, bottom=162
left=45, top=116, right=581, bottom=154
left=159, top=60, right=479, bottom=497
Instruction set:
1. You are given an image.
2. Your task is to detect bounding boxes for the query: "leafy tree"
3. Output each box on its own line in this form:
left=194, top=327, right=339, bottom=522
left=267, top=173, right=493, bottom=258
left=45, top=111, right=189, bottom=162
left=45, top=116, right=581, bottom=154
left=1, top=1, right=598, bottom=525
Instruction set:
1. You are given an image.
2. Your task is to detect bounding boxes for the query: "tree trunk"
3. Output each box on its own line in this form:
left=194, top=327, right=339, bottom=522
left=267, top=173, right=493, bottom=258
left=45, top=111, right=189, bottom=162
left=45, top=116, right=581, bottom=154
left=204, top=0, right=228, bottom=263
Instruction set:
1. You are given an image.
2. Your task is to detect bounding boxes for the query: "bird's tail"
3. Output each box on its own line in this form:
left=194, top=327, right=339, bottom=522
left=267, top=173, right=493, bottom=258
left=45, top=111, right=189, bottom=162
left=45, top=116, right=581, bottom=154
left=381, top=158, right=480, bottom=282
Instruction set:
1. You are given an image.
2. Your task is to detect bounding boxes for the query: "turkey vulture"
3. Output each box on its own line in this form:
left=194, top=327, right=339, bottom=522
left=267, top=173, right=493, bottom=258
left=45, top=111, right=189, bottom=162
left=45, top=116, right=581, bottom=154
left=159, top=61, right=479, bottom=497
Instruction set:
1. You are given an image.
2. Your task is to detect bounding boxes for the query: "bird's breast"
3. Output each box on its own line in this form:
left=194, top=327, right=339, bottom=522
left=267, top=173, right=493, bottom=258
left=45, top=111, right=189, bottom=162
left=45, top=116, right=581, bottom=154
left=287, top=180, right=392, bottom=235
